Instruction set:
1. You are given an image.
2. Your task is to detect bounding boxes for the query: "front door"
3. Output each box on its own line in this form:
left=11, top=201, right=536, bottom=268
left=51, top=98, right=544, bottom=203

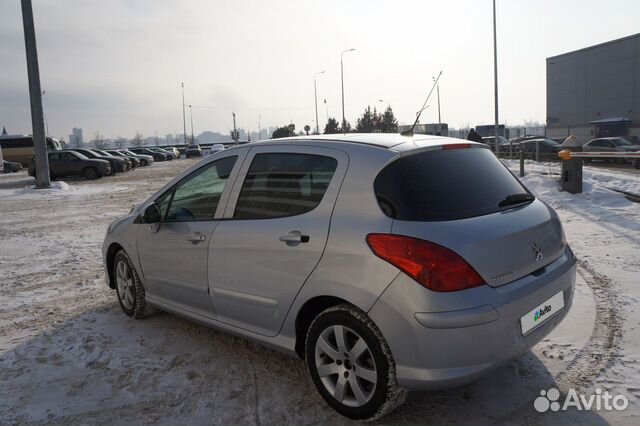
left=137, top=154, right=242, bottom=317
left=209, top=145, right=348, bottom=336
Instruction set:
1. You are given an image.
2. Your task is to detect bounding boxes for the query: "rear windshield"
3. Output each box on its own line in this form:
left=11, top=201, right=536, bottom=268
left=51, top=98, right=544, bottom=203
left=374, top=148, right=530, bottom=221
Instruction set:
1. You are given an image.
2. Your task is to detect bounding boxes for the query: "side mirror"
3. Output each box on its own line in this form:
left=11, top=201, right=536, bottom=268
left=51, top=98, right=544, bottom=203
left=142, top=203, right=161, bottom=223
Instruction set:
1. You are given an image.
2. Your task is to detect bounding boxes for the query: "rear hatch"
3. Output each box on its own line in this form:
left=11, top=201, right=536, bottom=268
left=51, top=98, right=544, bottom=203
left=374, top=145, right=565, bottom=287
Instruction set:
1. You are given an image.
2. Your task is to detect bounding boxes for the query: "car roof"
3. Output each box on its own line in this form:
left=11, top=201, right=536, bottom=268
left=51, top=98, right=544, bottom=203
left=232, top=133, right=478, bottom=152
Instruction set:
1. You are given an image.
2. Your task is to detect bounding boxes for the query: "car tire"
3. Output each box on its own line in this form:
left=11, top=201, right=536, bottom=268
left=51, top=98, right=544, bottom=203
left=113, top=250, right=153, bottom=319
left=305, top=304, right=407, bottom=421
left=82, top=167, right=99, bottom=180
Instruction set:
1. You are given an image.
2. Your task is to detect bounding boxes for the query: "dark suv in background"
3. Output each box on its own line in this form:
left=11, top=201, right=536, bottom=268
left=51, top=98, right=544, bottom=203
left=29, top=151, right=111, bottom=180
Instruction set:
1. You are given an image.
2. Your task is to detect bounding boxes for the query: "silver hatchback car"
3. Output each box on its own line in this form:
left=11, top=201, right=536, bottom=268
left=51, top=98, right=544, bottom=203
left=103, top=134, right=576, bottom=421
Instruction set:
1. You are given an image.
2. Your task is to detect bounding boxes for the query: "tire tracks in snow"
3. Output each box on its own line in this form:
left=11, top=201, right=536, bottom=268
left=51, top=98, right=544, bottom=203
left=554, top=261, right=623, bottom=392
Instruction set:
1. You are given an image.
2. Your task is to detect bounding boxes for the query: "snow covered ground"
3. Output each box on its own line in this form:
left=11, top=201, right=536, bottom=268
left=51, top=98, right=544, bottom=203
left=0, top=158, right=638, bottom=425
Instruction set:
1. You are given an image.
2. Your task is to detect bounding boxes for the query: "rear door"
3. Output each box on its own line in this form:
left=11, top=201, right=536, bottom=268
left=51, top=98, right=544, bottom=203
left=137, top=151, right=245, bottom=317
left=208, top=145, right=348, bottom=336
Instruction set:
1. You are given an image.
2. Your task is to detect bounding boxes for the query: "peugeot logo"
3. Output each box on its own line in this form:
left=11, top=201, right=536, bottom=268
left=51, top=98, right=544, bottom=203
left=532, top=242, right=544, bottom=261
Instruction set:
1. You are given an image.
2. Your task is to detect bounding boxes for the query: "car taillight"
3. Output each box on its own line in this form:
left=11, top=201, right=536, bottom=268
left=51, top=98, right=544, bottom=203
left=366, top=234, right=486, bottom=292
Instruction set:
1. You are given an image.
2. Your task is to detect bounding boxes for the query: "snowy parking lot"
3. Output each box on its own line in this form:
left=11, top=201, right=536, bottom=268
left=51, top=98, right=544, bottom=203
left=1, top=158, right=639, bottom=425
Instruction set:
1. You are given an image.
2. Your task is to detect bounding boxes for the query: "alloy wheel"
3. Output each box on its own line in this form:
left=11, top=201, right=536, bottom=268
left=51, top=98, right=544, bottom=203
left=314, top=325, right=377, bottom=407
left=115, top=260, right=135, bottom=310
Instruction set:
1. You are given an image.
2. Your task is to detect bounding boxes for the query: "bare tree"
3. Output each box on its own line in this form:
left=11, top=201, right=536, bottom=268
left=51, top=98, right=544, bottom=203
left=92, top=131, right=108, bottom=149
left=131, top=132, right=145, bottom=147
left=114, top=136, right=127, bottom=149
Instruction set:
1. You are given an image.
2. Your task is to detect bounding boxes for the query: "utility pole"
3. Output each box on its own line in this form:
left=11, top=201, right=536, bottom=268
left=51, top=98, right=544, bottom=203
left=232, top=112, right=238, bottom=145
left=258, top=114, right=261, bottom=140
left=314, top=71, right=325, bottom=135
left=340, top=48, right=356, bottom=131
left=433, top=77, right=441, bottom=124
left=324, top=99, right=329, bottom=124
left=181, top=82, right=187, bottom=148
left=188, top=104, right=194, bottom=144
left=21, top=0, right=50, bottom=188
left=493, top=0, right=500, bottom=156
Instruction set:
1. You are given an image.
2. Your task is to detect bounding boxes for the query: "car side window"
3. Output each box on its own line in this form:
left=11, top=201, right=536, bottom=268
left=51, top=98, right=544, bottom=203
left=165, top=156, right=237, bottom=222
left=233, top=153, right=338, bottom=220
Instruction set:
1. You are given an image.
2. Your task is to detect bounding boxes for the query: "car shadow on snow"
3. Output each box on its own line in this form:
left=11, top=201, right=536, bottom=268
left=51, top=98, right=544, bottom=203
left=0, top=302, right=608, bottom=426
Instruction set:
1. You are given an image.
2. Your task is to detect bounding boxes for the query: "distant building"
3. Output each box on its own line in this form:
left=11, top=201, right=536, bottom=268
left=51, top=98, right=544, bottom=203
left=546, top=33, right=640, bottom=142
left=68, top=127, right=83, bottom=147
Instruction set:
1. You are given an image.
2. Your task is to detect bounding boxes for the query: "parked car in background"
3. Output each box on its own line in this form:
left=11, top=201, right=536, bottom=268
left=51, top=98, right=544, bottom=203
left=164, top=146, right=180, bottom=158
left=516, top=138, right=562, bottom=160
left=66, top=148, right=130, bottom=174
left=583, top=137, right=640, bottom=163
left=29, top=150, right=110, bottom=180
left=481, top=136, right=511, bottom=152
left=106, top=150, right=140, bottom=168
left=129, top=147, right=170, bottom=162
left=120, top=149, right=154, bottom=166
left=146, top=147, right=176, bottom=160
left=185, top=144, right=202, bottom=158
left=2, top=160, right=23, bottom=173
left=203, top=144, right=225, bottom=156
left=103, top=134, right=575, bottom=421
left=93, top=149, right=135, bottom=171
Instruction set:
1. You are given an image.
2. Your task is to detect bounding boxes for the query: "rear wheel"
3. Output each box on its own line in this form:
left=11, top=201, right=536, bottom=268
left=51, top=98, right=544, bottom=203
left=305, top=304, right=407, bottom=421
left=113, top=250, right=151, bottom=318
left=82, top=167, right=99, bottom=180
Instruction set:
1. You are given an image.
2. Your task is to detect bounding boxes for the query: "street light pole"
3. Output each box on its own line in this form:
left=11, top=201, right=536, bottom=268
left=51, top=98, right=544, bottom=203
left=314, top=71, right=325, bottom=135
left=493, top=0, right=500, bottom=156
left=181, top=82, right=187, bottom=148
left=188, top=104, right=194, bottom=144
left=20, top=0, right=50, bottom=188
left=340, top=48, right=356, bottom=131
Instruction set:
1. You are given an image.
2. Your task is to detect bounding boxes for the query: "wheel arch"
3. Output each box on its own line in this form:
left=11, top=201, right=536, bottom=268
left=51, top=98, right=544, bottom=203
left=294, top=295, right=353, bottom=358
left=105, top=242, right=125, bottom=289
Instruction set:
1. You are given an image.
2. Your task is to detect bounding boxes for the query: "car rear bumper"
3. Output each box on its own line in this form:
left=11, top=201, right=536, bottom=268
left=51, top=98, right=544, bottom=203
left=368, top=246, right=576, bottom=390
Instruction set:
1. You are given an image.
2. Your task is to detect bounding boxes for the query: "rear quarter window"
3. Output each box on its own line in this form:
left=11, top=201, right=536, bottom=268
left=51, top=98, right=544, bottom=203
left=374, top=148, right=529, bottom=221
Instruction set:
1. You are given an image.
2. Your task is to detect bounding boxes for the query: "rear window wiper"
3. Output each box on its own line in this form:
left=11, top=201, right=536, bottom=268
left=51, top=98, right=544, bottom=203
left=498, top=193, right=535, bottom=207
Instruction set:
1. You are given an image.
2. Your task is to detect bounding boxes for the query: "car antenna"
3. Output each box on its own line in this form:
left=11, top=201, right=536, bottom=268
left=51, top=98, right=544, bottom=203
left=401, top=70, right=442, bottom=137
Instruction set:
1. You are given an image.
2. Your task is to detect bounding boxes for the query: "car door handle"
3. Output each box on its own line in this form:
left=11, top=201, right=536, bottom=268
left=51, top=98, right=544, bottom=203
left=279, top=230, right=310, bottom=246
left=186, top=232, right=207, bottom=243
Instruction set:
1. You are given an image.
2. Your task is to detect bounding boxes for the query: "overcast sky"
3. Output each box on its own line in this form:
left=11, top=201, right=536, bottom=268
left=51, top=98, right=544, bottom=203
left=2, top=0, right=639, bottom=140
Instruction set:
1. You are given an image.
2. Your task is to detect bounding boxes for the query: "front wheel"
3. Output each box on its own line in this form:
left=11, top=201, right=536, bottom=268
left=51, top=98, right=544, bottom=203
left=113, top=250, right=151, bottom=318
left=82, top=167, right=99, bottom=180
left=305, top=304, right=407, bottom=421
